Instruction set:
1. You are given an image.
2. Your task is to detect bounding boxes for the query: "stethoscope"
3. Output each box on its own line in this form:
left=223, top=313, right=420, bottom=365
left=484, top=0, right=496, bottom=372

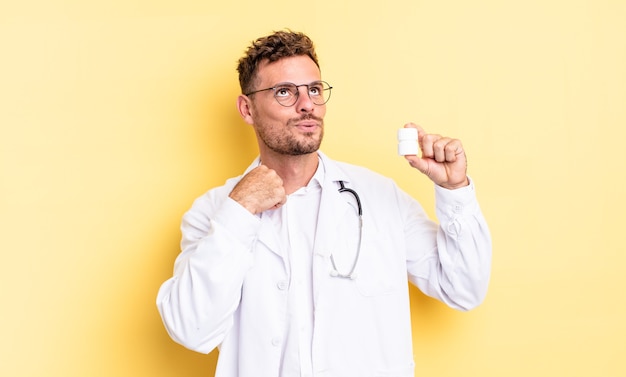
left=329, top=181, right=363, bottom=279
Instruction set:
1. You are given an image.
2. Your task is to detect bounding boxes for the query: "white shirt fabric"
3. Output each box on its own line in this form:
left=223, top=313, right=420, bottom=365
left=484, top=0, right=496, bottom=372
left=269, top=160, right=323, bottom=377
left=156, top=151, right=492, bottom=377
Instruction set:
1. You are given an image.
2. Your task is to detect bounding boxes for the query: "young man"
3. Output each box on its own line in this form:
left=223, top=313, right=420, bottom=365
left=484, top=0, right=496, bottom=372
left=157, top=30, right=491, bottom=377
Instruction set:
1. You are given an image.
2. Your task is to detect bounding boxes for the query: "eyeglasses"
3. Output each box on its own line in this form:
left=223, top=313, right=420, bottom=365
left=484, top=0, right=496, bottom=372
left=244, top=81, right=332, bottom=107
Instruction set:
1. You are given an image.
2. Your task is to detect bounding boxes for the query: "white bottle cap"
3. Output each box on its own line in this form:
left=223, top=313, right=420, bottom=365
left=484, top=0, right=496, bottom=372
left=397, top=127, right=418, bottom=141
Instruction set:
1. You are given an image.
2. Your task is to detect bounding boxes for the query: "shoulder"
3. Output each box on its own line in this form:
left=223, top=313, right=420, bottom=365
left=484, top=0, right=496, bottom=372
left=322, top=153, right=398, bottom=190
left=188, top=175, right=241, bottom=213
left=187, top=158, right=261, bottom=213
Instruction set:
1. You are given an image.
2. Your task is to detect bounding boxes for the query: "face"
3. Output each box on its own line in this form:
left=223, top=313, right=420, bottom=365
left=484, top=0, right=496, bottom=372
left=238, top=55, right=326, bottom=156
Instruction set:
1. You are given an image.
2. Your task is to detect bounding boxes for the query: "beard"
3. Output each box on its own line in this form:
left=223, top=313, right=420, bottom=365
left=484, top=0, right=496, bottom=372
left=256, top=114, right=324, bottom=156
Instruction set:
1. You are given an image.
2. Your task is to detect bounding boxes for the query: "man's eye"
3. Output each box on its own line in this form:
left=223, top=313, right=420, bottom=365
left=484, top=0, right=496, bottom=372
left=275, top=87, right=294, bottom=97
left=309, top=86, right=321, bottom=96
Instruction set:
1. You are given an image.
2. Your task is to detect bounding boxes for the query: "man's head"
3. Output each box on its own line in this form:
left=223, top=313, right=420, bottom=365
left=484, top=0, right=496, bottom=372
left=236, top=31, right=327, bottom=158
left=237, top=30, right=320, bottom=95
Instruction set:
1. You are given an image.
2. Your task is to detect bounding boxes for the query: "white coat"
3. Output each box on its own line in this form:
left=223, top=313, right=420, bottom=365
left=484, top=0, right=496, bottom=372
left=157, top=151, right=491, bottom=377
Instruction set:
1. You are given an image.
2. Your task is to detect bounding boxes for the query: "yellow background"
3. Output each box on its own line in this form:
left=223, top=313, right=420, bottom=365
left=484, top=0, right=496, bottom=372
left=1, top=0, right=625, bottom=376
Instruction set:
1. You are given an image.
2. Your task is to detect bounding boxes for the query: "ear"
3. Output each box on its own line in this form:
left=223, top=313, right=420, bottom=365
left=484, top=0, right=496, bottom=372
left=237, top=95, right=255, bottom=125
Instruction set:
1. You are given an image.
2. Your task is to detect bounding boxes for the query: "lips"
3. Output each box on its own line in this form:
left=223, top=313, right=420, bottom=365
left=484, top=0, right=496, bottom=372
left=297, top=121, right=319, bottom=128
left=291, top=115, right=322, bottom=130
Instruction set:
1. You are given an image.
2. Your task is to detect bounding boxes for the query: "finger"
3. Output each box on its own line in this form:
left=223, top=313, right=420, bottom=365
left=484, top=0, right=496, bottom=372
left=404, top=155, right=430, bottom=176
left=277, top=194, right=288, bottom=207
left=433, top=137, right=453, bottom=162
left=444, top=139, right=464, bottom=162
left=404, top=122, right=419, bottom=131
left=420, top=132, right=441, bottom=159
left=272, top=197, right=287, bottom=210
left=254, top=164, right=269, bottom=173
left=411, top=124, right=425, bottom=145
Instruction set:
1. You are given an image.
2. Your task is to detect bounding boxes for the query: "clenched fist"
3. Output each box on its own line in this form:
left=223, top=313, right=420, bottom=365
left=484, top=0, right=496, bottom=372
left=403, top=123, right=470, bottom=190
left=229, top=165, right=287, bottom=215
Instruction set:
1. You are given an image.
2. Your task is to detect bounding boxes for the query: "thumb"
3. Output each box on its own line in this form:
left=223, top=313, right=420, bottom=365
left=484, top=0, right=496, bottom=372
left=404, top=155, right=430, bottom=176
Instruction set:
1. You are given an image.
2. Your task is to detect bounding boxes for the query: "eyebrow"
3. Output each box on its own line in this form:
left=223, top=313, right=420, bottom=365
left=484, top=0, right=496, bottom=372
left=273, top=80, right=323, bottom=86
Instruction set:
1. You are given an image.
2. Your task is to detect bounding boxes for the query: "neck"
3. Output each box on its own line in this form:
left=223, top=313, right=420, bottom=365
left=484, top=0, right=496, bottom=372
left=260, top=151, right=319, bottom=195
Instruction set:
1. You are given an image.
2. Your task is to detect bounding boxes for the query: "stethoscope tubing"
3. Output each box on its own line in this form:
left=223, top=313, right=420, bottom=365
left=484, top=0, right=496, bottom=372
left=330, top=181, right=363, bottom=279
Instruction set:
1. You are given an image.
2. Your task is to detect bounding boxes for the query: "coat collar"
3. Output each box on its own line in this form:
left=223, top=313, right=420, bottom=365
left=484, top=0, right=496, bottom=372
left=248, top=151, right=355, bottom=261
left=241, top=151, right=352, bottom=186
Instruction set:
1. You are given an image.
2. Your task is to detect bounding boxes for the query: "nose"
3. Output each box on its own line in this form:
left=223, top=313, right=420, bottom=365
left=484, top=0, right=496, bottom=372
left=295, top=86, right=315, bottom=113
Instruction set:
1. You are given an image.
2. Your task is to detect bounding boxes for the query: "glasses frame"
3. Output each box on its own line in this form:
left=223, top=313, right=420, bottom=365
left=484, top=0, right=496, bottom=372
left=244, top=80, right=333, bottom=107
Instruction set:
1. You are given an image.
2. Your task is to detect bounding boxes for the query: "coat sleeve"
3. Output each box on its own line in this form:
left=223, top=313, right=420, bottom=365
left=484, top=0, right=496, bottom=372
left=156, top=192, right=260, bottom=353
left=405, top=178, right=492, bottom=311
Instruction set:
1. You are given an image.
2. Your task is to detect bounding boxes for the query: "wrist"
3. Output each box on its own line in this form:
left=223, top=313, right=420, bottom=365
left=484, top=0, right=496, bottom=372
left=440, top=177, right=469, bottom=190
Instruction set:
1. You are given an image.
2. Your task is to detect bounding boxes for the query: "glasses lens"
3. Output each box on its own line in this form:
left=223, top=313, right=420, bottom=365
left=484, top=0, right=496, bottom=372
left=273, top=84, right=298, bottom=106
left=309, top=82, right=332, bottom=105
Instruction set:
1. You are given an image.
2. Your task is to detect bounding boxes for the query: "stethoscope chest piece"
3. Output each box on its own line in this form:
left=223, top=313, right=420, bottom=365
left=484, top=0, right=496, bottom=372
left=330, top=269, right=358, bottom=280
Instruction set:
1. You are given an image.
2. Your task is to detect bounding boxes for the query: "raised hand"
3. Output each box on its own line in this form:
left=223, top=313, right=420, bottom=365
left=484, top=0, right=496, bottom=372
left=229, top=165, right=287, bottom=214
left=403, top=123, right=470, bottom=190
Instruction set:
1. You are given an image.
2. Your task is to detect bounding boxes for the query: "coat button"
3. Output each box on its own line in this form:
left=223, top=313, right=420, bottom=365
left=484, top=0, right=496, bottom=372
left=277, top=280, right=288, bottom=290
left=271, top=337, right=281, bottom=346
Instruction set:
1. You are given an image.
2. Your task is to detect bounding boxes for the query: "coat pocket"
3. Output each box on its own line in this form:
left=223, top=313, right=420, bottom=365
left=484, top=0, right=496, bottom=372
left=354, top=235, right=404, bottom=297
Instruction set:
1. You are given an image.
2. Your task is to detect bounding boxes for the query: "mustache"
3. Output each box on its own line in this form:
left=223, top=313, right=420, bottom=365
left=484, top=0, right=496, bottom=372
left=289, top=114, right=324, bottom=124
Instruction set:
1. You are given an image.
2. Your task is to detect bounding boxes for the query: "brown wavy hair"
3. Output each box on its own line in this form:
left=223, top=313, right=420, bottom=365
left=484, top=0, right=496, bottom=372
left=237, top=30, right=320, bottom=95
